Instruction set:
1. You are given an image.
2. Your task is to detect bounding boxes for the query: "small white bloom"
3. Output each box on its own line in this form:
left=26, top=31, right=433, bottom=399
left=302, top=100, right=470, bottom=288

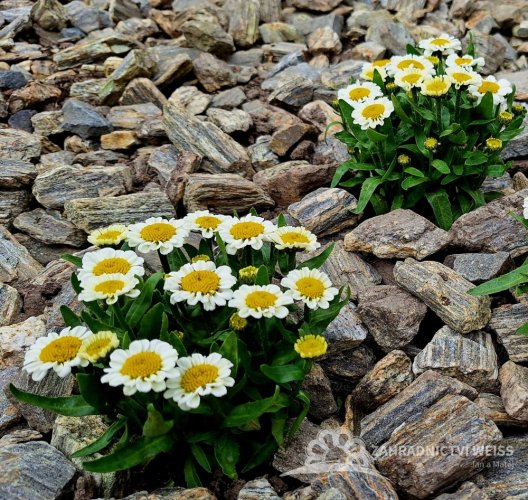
left=78, top=248, right=145, bottom=283
left=281, top=267, right=339, bottom=310
left=78, top=331, right=120, bottom=364
left=388, top=55, right=435, bottom=76
left=523, top=197, right=528, bottom=220
left=127, top=217, right=190, bottom=255
left=394, top=67, right=427, bottom=91
left=163, top=353, right=234, bottom=411
left=445, top=67, right=482, bottom=89
left=269, top=226, right=320, bottom=252
left=217, top=214, right=276, bottom=255
left=229, top=284, right=294, bottom=319
left=164, top=260, right=236, bottom=311
left=469, top=75, right=513, bottom=106
left=445, top=53, right=485, bottom=70
left=352, top=97, right=394, bottom=130
left=23, top=326, right=93, bottom=381
left=337, top=82, right=383, bottom=107
left=418, top=34, right=461, bottom=55
left=101, top=339, right=179, bottom=396
left=184, top=211, right=231, bottom=239
left=87, top=224, right=128, bottom=247
left=78, top=273, right=140, bottom=305
left=360, top=63, right=387, bottom=82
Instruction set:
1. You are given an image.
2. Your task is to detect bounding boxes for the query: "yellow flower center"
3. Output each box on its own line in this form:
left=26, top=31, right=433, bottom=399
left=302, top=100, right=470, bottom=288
left=92, top=257, right=132, bottom=276
left=295, top=335, right=328, bottom=359
left=455, top=57, right=472, bottom=65
left=479, top=81, right=500, bottom=94
left=120, top=352, right=162, bottom=379
left=296, top=277, right=325, bottom=299
left=230, top=313, right=247, bottom=331
left=191, top=254, right=211, bottom=263
left=452, top=72, right=471, bottom=83
left=230, top=221, right=264, bottom=240
left=348, top=87, right=371, bottom=101
left=424, top=138, right=438, bottom=149
left=425, top=79, right=449, bottom=94
left=486, top=138, right=502, bottom=150
left=361, top=103, right=385, bottom=119
left=94, top=279, right=126, bottom=295
left=195, top=215, right=221, bottom=230
left=139, top=222, right=176, bottom=242
left=402, top=74, right=422, bottom=85
left=431, top=38, right=449, bottom=46
left=245, top=290, right=277, bottom=309
left=39, top=336, right=82, bottom=363
left=97, top=230, right=122, bottom=242
left=398, top=60, right=425, bottom=70
left=180, top=270, right=220, bottom=294
left=280, top=231, right=310, bottom=245
left=239, top=265, right=258, bottom=281
left=372, top=59, right=390, bottom=67
left=181, top=364, right=219, bottom=392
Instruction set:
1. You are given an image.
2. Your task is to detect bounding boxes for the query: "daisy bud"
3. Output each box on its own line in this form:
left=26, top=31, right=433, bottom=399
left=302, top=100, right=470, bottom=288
left=486, top=137, right=503, bottom=151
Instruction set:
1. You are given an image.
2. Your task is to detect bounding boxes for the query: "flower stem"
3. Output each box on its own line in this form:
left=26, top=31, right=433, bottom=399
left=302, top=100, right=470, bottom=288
left=436, top=98, right=442, bottom=132
left=455, top=89, right=462, bottom=123
left=159, top=252, right=171, bottom=274
left=111, top=302, right=131, bottom=335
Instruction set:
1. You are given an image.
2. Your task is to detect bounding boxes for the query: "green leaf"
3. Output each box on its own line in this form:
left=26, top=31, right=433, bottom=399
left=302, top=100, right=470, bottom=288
left=77, top=373, right=108, bottom=410
left=125, top=273, right=163, bottom=327
left=61, top=254, right=82, bottom=267
left=425, top=190, right=454, bottom=230
left=143, top=404, right=174, bottom=437
left=467, top=265, right=528, bottom=296
left=366, top=128, right=387, bottom=143
left=260, top=364, right=305, bottom=384
left=298, top=243, right=334, bottom=270
left=401, top=176, right=429, bottom=190
left=255, top=265, right=269, bottom=285
left=138, top=303, right=166, bottom=340
left=71, top=418, right=127, bottom=458
left=191, top=443, right=212, bottom=473
left=277, top=213, right=288, bottom=227
left=391, top=93, right=413, bottom=124
left=214, top=434, right=240, bottom=479
left=218, top=332, right=238, bottom=377
left=404, top=167, right=425, bottom=178
left=241, top=440, right=277, bottom=473
left=355, top=177, right=384, bottom=213
left=160, top=330, right=187, bottom=356
left=431, top=159, right=450, bottom=174
left=184, top=457, right=202, bottom=487
left=467, top=31, right=475, bottom=57
left=9, top=384, right=99, bottom=417
left=287, top=390, right=310, bottom=440
left=60, top=305, right=83, bottom=327
left=516, top=322, right=528, bottom=335
left=83, top=435, right=174, bottom=473
left=477, top=91, right=494, bottom=120
left=464, top=151, right=488, bottom=166
left=487, top=164, right=507, bottom=177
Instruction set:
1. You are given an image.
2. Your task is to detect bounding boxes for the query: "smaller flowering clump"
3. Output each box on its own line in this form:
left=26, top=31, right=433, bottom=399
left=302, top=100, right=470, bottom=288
left=88, top=224, right=128, bottom=247
left=218, top=214, right=275, bottom=255
left=229, top=284, right=294, bottom=319
left=78, top=248, right=145, bottom=283
left=498, top=111, right=513, bottom=125
left=352, top=97, right=394, bottom=130
left=127, top=217, right=190, bottom=255
left=294, top=335, right=328, bottom=359
left=78, top=331, right=119, bottom=364
left=424, top=137, right=439, bottom=151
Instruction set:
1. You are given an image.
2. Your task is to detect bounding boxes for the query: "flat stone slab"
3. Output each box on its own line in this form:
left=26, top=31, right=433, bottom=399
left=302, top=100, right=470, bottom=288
left=488, top=303, right=528, bottom=363
left=323, top=302, right=368, bottom=352
left=0, top=128, right=41, bottom=161
left=394, top=258, right=492, bottom=334
left=0, top=159, right=36, bottom=188
left=344, top=209, right=451, bottom=260
left=443, top=252, right=513, bottom=284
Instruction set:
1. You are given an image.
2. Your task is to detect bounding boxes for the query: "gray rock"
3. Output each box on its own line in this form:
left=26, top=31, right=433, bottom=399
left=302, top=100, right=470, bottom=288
left=64, top=0, right=111, bottom=33
left=475, top=392, right=528, bottom=427
left=206, top=108, right=252, bottom=134
left=169, top=86, right=211, bottom=116
left=489, top=304, right=528, bottom=364
left=344, top=209, right=452, bottom=260
left=0, top=70, right=30, bottom=90
left=238, top=478, right=279, bottom=499
left=394, top=258, right=492, bottom=334
left=312, top=137, right=349, bottom=166
left=503, top=127, right=528, bottom=160
left=366, top=20, right=414, bottom=55
left=302, top=364, right=338, bottom=420
left=291, top=0, right=343, bottom=13
left=107, top=103, right=161, bottom=129
left=0, top=128, right=41, bottom=161
left=259, top=0, right=281, bottom=23
left=120, top=78, right=168, bottom=109
left=0, top=159, right=36, bottom=189
left=210, top=87, right=246, bottom=109
left=193, top=53, right=238, bottom=92
left=0, top=284, right=21, bottom=327
left=8, top=109, right=37, bottom=132
left=374, top=395, right=502, bottom=499
left=0, top=316, right=46, bottom=370
left=324, top=302, right=368, bottom=352
left=0, top=367, right=22, bottom=431
left=320, top=60, right=364, bottom=88
left=360, top=371, right=478, bottom=450
left=181, top=14, right=235, bottom=58
left=469, top=31, right=505, bottom=75
left=499, top=361, right=528, bottom=422
left=307, top=26, right=342, bottom=55
left=226, top=0, right=260, bottom=48
left=0, top=190, right=30, bottom=226
left=443, top=252, right=513, bottom=284
left=268, top=75, right=314, bottom=109
left=496, top=69, right=528, bottom=101
left=259, top=22, right=302, bottom=44
left=352, top=350, right=414, bottom=411
left=413, top=327, right=499, bottom=391
left=0, top=440, right=76, bottom=499
left=357, top=285, right=427, bottom=352
left=61, top=99, right=112, bottom=139
left=248, top=136, right=280, bottom=171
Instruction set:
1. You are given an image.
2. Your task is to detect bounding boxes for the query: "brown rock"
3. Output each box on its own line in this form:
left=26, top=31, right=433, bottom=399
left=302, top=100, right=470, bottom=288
left=226, top=0, right=260, bottom=48
left=474, top=393, right=528, bottom=427
left=499, top=361, right=528, bottom=422
left=8, top=82, right=61, bottom=114
left=0, top=316, right=46, bottom=369
left=101, top=131, right=139, bottom=150
left=324, top=303, right=368, bottom=352
left=193, top=53, right=237, bottom=92
left=0, top=284, right=21, bottom=327
left=291, top=0, right=343, bottom=13
left=307, top=27, right=342, bottom=54
left=298, top=100, right=340, bottom=135
left=489, top=304, right=528, bottom=363
left=120, top=78, right=168, bottom=109
left=270, top=122, right=314, bottom=156
left=0, top=190, right=30, bottom=226
left=0, top=160, right=36, bottom=188
left=302, top=364, right=338, bottom=420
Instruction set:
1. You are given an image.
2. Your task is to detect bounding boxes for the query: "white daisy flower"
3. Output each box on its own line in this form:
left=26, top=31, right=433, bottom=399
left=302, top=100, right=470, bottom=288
left=269, top=226, right=320, bottom=252
left=101, top=339, right=179, bottom=396
left=360, top=62, right=387, bottom=82
left=164, top=260, right=236, bottom=311
left=78, top=331, right=120, bottom=364
left=163, top=352, right=234, bottom=411
left=127, top=217, right=190, bottom=255
left=388, top=55, right=435, bottom=76
left=523, top=197, right=528, bottom=220
left=78, top=248, right=145, bottom=283
left=87, top=224, right=128, bottom=247
left=394, top=67, right=427, bottom=91
left=445, top=53, right=485, bottom=70
left=418, top=34, right=461, bottom=55
left=78, top=273, right=140, bottom=305
left=281, top=267, right=338, bottom=310
left=352, top=97, right=394, bottom=130
left=469, top=76, right=513, bottom=106
left=184, top=211, right=231, bottom=239
left=337, top=82, right=383, bottom=107
left=420, top=75, right=451, bottom=97
left=228, top=284, right=293, bottom=319
left=445, top=67, right=481, bottom=89
left=23, top=326, right=93, bottom=382
left=217, top=214, right=276, bottom=255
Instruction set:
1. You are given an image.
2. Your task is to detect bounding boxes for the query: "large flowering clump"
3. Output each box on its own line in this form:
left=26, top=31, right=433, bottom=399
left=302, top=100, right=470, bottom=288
left=11, top=210, right=346, bottom=487
left=333, top=33, right=525, bottom=229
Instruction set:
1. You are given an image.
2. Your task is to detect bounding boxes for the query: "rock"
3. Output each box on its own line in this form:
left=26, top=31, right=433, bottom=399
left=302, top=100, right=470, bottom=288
left=242, top=99, right=300, bottom=135
left=489, top=304, right=528, bottom=363
left=120, top=78, right=168, bottom=109
left=0, top=190, right=30, bottom=226
left=227, top=0, right=260, bottom=48
left=181, top=14, right=235, bottom=58
left=259, top=0, right=281, bottom=23
left=0, top=284, right=21, bottom=327
left=107, top=103, right=161, bottom=130
left=503, top=128, right=528, bottom=160
left=298, top=101, right=340, bottom=135
left=307, top=27, right=342, bottom=54
left=0, top=159, right=36, bottom=189
left=344, top=209, right=451, bottom=260
left=374, top=394, right=502, bottom=499
left=360, top=371, right=478, bottom=449
left=499, top=361, right=528, bottom=422
left=152, top=53, right=193, bottom=88
left=0, top=70, right=31, bottom=90
left=169, top=86, right=212, bottom=116
left=30, top=111, right=63, bottom=137
left=253, top=161, right=335, bottom=207
left=13, top=209, right=86, bottom=247
left=291, top=0, right=343, bottom=13
left=116, top=17, right=160, bottom=40
left=61, top=99, right=112, bottom=140
left=348, top=41, right=387, bottom=62
left=13, top=234, right=74, bottom=267
left=302, top=363, right=338, bottom=420
left=248, top=136, right=279, bottom=171
left=443, top=252, right=513, bottom=284
left=33, top=165, right=133, bottom=210
left=183, top=173, right=275, bottom=213
left=268, top=76, right=314, bottom=109
left=320, top=60, right=364, bottom=88
left=475, top=393, right=528, bottom=427
left=366, top=20, right=414, bottom=55
left=357, top=285, right=427, bottom=352
left=238, top=478, right=279, bottom=499
left=210, top=87, right=246, bottom=109
left=352, top=350, right=414, bottom=411
left=323, top=302, right=368, bottom=352
left=470, top=31, right=505, bottom=75
left=0, top=128, right=41, bottom=161
left=288, top=188, right=362, bottom=237
left=100, top=130, right=138, bottom=150
left=393, top=258, right=492, bottom=334
left=0, top=367, right=22, bottom=431
left=0, top=227, right=43, bottom=287
left=64, top=0, right=111, bottom=33
left=270, top=122, right=314, bottom=156
left=64, top=191, right=176, bottom=232
left=163, top=101, right=251, bottom=175
left=193, top=53, right=238, bottom=93
left=206, top=108, right=252, bottom=134
left=0, top=440, right=76, bottom=499
left=260, top=22, right=302, bottom=44
left=0, top=316, right=46, bottom=370
left=8, top=109, right=37, bottom=132
left=413, top=327, right=499, bottom=391
left=7, top=81, right=61, bottom=115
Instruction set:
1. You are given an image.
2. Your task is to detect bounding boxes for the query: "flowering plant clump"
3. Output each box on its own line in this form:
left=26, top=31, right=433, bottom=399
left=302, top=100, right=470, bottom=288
left=10, top=211, right=346, bottom=486
left=332, top=33, right=526, bottom=229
